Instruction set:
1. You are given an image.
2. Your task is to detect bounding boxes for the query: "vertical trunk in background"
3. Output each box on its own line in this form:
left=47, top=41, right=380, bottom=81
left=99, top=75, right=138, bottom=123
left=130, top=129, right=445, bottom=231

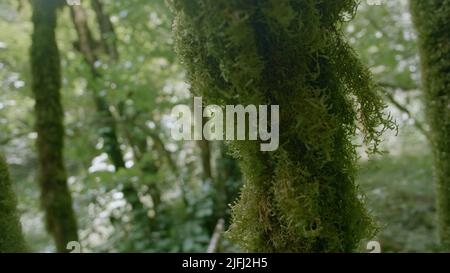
left=217, top=143, right=242, bottom=225
left=69, top=3, right=126, bottom=171
left=410, top=0, right=450, bottom=250
left=172, top=0, right=394, bottom=252
left=0, top=154, right=26, bottom=252
left=198, top=137, right=221, bottom=233
left=91, top=0, right=119, bottom=61
left=197, top=117, right=215, bottom=233
left=70, top=3, right=151, bottom=237
left=31, top=0, right=78, bottom=252
left=199, top=139, right=213, bottom=182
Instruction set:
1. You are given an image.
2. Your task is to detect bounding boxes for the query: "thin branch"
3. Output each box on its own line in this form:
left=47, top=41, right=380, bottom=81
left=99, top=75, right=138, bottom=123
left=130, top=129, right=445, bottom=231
left=135, top=123, right=178, bottom=174
left=0, top=131, right=31, bottom=146
left=207, top=219, right=225, bottom=253
left=378, top=82, right=431, bottom=140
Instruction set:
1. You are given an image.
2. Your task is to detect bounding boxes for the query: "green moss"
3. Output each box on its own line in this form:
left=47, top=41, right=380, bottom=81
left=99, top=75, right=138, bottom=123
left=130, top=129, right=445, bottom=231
left=0, top=155, right=26, bottom=253
left=31, top=0, right=78, bottom=252
left=410, top=0, right=450, bottom=250
left=172, top=0, right=394, bottom=252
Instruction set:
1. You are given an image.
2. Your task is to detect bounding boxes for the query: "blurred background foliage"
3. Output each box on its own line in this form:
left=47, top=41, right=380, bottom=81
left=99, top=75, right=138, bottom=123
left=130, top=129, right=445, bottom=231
left=0, top=0, right=436, bottom=252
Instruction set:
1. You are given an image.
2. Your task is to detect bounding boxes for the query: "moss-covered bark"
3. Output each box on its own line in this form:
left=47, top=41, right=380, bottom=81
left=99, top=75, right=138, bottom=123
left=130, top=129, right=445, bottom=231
left=410, top=0, right=450, bottom=250
left=31, top=0, right=78, bottom=252
left=0, top=154, right=26, bottom=252
left=172, top=0, right=394, bottom=252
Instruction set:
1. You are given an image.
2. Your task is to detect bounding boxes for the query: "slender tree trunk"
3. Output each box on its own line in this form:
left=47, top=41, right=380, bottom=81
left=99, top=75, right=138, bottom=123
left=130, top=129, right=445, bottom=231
left=31, top=0, right=78, bottom=252
left=0, top=154, right=26, bottom=252
left=70, top=5, right=126, bottom=171
left=198, top=138, right=220, bottom=233
left=199, top=139, right=213, bottom=182
left=172, top=0, right=393, bottom=252
left=216, top=143, right=241, bottom=225
left=70, top=3, right=150, bottom=233
left=91, top=0, right=118, bottom=61
left=410, top=0, right=450, bottom=250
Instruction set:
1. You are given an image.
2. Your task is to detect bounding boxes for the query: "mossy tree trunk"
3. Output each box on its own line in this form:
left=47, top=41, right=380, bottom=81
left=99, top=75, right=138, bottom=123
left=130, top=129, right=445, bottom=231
left=172, top=0, right=394, bottom=252
left=410, top=0, right=450, bottom=250
left=0, top=154, right=26, bottom=252
left=31, top=0, right=78, bottom=252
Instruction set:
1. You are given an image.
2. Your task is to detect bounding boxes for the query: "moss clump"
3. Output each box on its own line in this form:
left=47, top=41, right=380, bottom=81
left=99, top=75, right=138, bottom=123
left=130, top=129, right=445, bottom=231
left=171, top=0, right=394, bottom=252
left=0, top=154, right=26, bottom=252
left=410, top=0, right=450, bottom=250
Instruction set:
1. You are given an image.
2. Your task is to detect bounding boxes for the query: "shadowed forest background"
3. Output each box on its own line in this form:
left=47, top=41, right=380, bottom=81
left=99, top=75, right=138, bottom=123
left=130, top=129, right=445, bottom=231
left=0, top=0, right=449, bottom=253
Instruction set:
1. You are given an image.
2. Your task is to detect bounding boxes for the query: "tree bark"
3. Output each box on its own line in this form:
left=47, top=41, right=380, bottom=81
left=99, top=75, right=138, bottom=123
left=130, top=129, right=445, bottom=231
left=410, top=0, right=450, bottom=250
left=31, top=0, right=78, bottom=252
left=0, top=154, right=26, bottom=252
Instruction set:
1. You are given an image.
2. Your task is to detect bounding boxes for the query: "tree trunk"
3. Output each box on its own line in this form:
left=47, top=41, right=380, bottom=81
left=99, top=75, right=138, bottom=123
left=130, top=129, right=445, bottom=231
left=70, top=3, right=151, bottom=235
left=172, top=0, right=394, bottom=252
left=216, top=143, right=241, bottom=226
left=410, top=0, right=450, bottom=250
left=0, top=154, right=26, bottom=252
left=31, top=0, right=78, bottom=252
left=91, top=0, right=119, bottom=61
left=199, top=139, right=213, bottom=182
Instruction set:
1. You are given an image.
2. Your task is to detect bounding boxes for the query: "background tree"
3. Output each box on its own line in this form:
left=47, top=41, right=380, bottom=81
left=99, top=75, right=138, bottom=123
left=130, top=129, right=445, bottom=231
left=344, top=0, right=438, bottom=252
left=69, top=2, right=152, bottom=240
left=410, top=0, right=450, bottom=250
left=0, top=154, right=26, bottom=252
left=30, top=0, right=78, bottom=252
left=172, top=0, right=394, bottom=252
